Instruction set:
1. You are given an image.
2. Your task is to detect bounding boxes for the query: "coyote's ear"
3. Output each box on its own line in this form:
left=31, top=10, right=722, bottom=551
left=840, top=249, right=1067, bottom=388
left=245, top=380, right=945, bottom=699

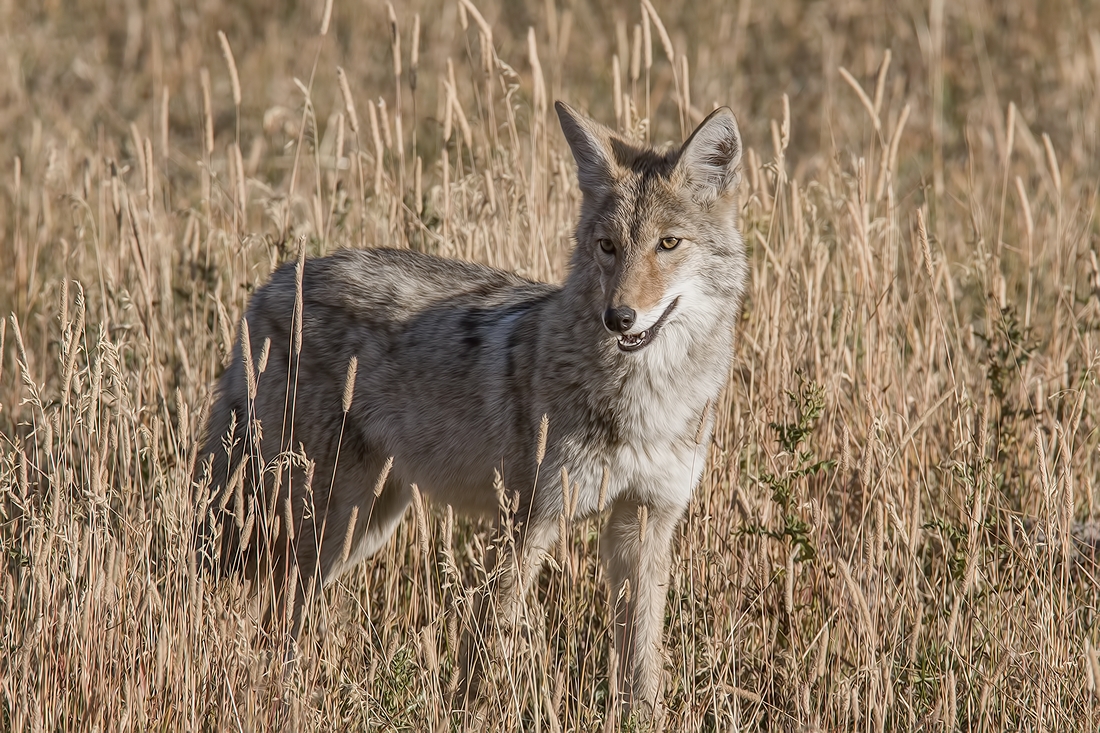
left=555, top=101, right=617, bottom=197
left=678, top=107, right=742, bottom=202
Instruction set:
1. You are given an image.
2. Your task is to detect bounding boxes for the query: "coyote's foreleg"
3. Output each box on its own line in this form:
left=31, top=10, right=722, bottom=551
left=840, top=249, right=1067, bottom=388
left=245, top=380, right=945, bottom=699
left=602, top=497, right=683, bottom=721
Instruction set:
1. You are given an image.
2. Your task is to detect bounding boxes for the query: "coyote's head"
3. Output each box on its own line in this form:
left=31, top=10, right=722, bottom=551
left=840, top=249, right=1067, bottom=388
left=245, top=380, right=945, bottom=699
left=556, top=102, right=745, bottom=355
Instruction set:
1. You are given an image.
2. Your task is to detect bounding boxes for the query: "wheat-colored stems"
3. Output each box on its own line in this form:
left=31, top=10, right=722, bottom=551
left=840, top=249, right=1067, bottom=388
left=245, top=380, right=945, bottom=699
left=612, top=55, right=623, bottom=129
left=283, top=17, right=329, bottom=246
left=1057, top=424, right=1074, bottom=571
left=441, top=147, right=451, bottom=244
left=1014, top=175, right=1034, bottom=328
left=597, top=465, right=609, bottom=512
left=995, top=101, right=1017, bottom=259
left=387, top=3, right=406, bottom=198
left=528, top=28, right=547, bottom=118
left=159, top=85, right=170, bottom=164
left=373, top=457, right=394, bottom=498
left=455, top=101, right=473, bottom=175
left=784, top=548, right=796, bottom=616
left=680, top=54, right=691, bottom=123
left=199, top=69, right=214, bottom=155
left=929, top=0, right=946, bottom=203
left=641, top=5, right=651, bottom=139
left=837, top=559, right=875, bottom=647
left=411, top=484, right=429, bottom=562
left=231, top=142, right=246, bottom=228
left=339, top=505, right=359, bottom=565
left=336, top=67, right=360, bottom=136
left=217, top=31, right=241, bottom=143
left=872, top=49, right=891, bottom=119
left=324, top=355, right=360, bottom=547
left=278, top=238, right=307, bottom=463
left=447, top=61, right=473, bottom=151
left=813, top=622, right=830, bottom=682
left=240, top=504, right=255, bottom=552
left=255, top=337, right=270, bottom=375
left=410, top=14, right=420, bottom=156
left=229, top=455, right=248, bottom=529
left=341, top=355, right=358, bottom=413
left=336, top=66, right=368, bottom=243
left=325, top=112, right=346, bottom=242
left=841, top=77, right=884, bottom=203
left=459, top=0, right=496, bottom=150
left=557, top=512, right=568, bottom=566
left=125, top=193, right=155, bottom=319
left=4, top=6, right=1100, bottom=729
left=199, top=67, right=213, bottom=227
left=1086, top=640, right=1100, bottom=698
left=536, top=413, right=548, bottom=466
left=368, top=102, right=384, bottom=194
left=283, top=494, right=296, bottom=544
left=527, top=28, right=548, bottom=247
left=240, top=317, right=256, bottom=402
left=442, top=76, right=454, bottom=145
left=11, top=156, right=23, bottom=314
left=459, top=0, right=492, bottom=48
left=559, top=466, right=570, bottom=519
left=883, top=102, right=911, bottom=201
left=293, top=242, right=305, bottom=357
left=1041, top=132, right=1062, bottom=196
left=630, top=22, right=641, bottom=102
left=640, top=0, right=680, bottom=135
left=60, top=284, right=85, bottom=407
left=143, top=136, right=155, bottom=215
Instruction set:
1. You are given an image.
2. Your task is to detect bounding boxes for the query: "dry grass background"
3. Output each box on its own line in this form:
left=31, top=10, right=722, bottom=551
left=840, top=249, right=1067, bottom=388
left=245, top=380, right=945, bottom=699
left=2, top=0, right=1100, bottom=729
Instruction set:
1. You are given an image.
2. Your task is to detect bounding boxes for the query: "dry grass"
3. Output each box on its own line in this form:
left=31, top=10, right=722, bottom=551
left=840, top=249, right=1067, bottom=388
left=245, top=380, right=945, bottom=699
left=2, top=0, right=1100, bottom=729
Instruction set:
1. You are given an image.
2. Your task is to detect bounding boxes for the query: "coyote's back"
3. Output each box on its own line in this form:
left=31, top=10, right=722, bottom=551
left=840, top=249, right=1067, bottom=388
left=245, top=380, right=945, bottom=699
left=194, top=101, right=747, bottom=721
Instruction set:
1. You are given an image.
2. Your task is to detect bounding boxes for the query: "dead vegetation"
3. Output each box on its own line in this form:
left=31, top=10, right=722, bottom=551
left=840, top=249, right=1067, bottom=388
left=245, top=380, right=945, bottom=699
left=1, top=0, right=1099, bottom=729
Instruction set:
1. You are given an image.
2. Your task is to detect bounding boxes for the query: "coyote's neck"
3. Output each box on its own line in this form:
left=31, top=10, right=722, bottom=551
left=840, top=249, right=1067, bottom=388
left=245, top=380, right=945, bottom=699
left=543, top=265, right=737, bottom=436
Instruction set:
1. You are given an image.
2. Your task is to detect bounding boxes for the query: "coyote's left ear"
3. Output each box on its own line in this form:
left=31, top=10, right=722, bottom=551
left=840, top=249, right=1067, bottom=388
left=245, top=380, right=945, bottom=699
left=678, top=107, right=742, bottom=202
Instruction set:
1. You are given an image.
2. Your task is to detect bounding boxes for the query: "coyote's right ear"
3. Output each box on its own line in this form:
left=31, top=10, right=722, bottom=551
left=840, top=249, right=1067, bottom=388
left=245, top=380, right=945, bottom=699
left=555, top=101, right=617, bottom=197
left=678, top=107, right=742, bottom=203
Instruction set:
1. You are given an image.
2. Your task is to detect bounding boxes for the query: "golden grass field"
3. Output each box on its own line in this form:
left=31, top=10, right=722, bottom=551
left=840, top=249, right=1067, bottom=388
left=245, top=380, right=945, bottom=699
left=2, top=0, right=1100, bottom=729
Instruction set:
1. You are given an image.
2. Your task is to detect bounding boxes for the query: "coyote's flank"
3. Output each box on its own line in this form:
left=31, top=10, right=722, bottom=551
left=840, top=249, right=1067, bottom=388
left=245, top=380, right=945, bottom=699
left=194, top=101, right=746, bottom=720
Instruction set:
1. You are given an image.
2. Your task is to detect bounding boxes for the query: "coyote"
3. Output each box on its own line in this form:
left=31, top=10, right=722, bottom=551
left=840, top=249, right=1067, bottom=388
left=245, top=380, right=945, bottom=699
left=194, top=101, right=747, bottom=719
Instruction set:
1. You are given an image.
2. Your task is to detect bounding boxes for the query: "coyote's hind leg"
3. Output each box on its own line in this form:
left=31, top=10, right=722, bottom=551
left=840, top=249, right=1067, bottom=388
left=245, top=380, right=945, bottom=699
left=453, top=510, right=558, bottom=716
left=267, top=455, right=412, bottom=637
left=321, top=468, right=413, bottom=581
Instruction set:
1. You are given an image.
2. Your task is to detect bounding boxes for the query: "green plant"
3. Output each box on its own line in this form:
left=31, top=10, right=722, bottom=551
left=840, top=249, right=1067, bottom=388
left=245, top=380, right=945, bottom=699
left=751, top=373, right=835, bottom=563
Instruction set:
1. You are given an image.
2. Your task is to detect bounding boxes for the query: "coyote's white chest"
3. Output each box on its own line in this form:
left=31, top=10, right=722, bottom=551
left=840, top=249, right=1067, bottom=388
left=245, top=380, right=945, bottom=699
left=559, top=346, right=725, bottom=518
left=561, top=414, right=710, bottom=519
left=607, top=324, right=730, bottom=508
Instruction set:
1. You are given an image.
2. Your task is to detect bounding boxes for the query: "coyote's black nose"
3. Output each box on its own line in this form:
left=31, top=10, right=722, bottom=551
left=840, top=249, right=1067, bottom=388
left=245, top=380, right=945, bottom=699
left=604, top=306, right=636, bottom=333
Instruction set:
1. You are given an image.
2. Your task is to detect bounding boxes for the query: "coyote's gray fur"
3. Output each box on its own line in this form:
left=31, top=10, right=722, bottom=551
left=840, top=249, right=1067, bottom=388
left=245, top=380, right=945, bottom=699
left=194, top=101, right=747, bottom=719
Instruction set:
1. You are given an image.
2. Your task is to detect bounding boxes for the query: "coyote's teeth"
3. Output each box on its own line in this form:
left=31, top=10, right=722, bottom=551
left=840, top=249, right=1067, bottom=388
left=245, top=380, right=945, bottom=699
left=615, top=298, right=678, bottom=352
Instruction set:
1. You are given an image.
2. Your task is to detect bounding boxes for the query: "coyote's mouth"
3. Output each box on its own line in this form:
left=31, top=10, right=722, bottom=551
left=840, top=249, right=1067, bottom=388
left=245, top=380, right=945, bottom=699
left=617, top=298, right=679, bottom=353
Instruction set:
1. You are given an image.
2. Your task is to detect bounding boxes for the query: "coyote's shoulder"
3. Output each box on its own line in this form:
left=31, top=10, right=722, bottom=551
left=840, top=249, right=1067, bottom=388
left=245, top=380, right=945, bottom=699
left=195, top=102, right=748, bottom=721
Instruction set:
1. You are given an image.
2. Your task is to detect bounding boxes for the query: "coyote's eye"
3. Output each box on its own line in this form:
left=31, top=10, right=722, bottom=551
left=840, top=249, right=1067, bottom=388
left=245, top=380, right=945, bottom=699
left=597, top=238, right=615, bottom=254
left=658, top=237, right=682, bottom=251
